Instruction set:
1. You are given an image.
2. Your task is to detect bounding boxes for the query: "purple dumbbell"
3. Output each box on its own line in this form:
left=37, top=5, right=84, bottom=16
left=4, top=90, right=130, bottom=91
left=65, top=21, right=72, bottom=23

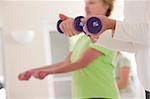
left=57, top=20, right=63, bottom=33
left=57, top=16, right=84, bottom=34
left=86, top=17, right=102, bottom=34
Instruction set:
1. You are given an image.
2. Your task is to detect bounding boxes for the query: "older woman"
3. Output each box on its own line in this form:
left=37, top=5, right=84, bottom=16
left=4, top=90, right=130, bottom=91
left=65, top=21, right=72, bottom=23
left=18, top=0, right=119, bottom=99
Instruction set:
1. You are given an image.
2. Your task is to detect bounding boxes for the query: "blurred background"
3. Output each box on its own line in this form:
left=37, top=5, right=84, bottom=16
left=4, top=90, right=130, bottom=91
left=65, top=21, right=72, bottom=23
left=0, top=0, right=145, bottom=99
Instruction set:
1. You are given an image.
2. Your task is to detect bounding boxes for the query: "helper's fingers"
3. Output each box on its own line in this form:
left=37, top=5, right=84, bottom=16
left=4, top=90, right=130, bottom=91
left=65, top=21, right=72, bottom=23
left=90, top=35, right=100, bottom=43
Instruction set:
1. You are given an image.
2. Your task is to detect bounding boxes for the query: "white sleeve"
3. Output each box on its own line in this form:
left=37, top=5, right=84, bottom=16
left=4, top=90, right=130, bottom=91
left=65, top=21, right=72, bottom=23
left=95, top=31, right=135, bottom=53
left=113, top=21, right=150, bottom=45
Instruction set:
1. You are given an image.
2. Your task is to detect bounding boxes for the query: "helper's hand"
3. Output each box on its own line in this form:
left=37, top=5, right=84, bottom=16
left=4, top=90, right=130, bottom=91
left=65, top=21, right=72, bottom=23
left=18, top=70, right=33, bottom=81
left=82, top=15, right=116, bottom=39
left=89, top=35, right=100, bottom=43
left=59, top=13, right=81, bottom=37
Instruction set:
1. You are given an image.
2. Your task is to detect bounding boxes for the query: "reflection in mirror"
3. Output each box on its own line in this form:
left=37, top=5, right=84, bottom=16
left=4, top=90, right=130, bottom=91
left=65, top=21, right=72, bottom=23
left=0, top=29, right=6, bottom=99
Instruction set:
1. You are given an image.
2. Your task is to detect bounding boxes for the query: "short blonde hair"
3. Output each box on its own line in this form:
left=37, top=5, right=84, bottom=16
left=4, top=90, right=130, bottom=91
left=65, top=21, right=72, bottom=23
left=102, top=0, right=115, bottom=16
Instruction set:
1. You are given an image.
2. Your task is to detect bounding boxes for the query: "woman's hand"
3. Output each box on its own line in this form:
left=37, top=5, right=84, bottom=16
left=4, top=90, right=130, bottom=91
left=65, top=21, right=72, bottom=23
left=18, top=70, right=33, bottom=81
left=18, top=69, right=50, bottom=80
left=31, top=70, right=49, bottom=80
left=59, top=13, right=81, bottom=37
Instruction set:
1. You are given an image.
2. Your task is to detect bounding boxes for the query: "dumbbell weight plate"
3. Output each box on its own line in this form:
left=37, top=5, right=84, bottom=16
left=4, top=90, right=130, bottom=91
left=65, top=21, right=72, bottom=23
left=57, top=20, right=63, bottom=33
left=74, top=16, right=84, bottom=32
left=86, top=17, right=102, bottom=34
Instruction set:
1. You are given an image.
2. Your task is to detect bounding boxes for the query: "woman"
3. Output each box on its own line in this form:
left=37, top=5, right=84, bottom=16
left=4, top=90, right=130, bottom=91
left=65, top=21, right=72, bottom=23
left=61, top=0, right=150, bottom=98
left=18, top=0, right=119, bottom=99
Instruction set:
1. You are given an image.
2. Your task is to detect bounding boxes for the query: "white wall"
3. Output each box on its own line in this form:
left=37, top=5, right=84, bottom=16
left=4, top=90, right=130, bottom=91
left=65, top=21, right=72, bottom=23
left=0, top=2, right=3, bottom=75
left=0, top=32, right=3, bottom=76
left=0, top=2, right=2, bottom=28
left=2, top=1, right=84, bottom=99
